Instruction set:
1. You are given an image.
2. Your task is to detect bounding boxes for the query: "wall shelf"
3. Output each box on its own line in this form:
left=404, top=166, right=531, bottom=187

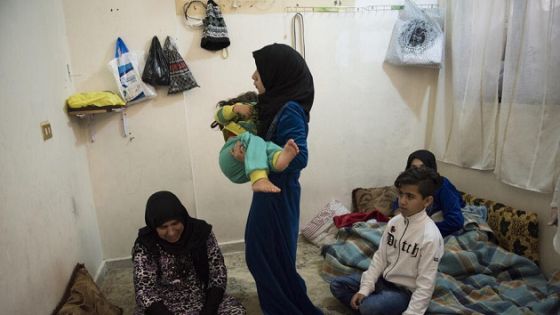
left=68, top=107, right=130, bottom=143
left=67, top=107, right=125, bottom=117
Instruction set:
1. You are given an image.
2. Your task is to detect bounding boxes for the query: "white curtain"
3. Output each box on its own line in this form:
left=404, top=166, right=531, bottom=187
left=496, top=0, right=560, bottom=192
left=430, top=0, right=506, bottom=170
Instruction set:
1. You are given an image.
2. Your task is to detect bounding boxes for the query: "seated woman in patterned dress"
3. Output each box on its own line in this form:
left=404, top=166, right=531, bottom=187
left=132, top=191, right=246, bottom=315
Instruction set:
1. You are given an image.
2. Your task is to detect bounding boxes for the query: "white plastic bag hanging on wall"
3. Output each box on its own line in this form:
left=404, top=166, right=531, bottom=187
left=108, top=37, right=156, bottom=104
left=385, top=0, right=444, bottom=68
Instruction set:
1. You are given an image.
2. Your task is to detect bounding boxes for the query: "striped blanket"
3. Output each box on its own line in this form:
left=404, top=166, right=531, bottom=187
left=321, top=210, right=560, bottom=314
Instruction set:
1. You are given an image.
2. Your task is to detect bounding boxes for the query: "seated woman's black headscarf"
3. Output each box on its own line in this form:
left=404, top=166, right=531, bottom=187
left=405, top=149, right=438, bottom=171
left=135, top=191, right=212, bottom=285
left=252, top=43, right=314, bottom=138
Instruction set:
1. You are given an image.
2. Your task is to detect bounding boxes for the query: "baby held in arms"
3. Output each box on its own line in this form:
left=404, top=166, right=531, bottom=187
left=211, top=91, right=299, bottom=193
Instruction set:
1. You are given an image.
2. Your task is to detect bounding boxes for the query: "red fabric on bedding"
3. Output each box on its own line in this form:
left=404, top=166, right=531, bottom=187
left=333, top=210, right=389, bottom=228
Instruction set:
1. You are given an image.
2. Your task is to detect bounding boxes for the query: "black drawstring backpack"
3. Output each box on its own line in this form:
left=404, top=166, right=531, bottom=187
left=142, top=36, right=170, bottom=86
left=201, top=0, right=230, bottom=51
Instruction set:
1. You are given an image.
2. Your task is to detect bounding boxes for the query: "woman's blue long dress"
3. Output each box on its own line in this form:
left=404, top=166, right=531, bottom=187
left=245, top=102, right=323, bottom=315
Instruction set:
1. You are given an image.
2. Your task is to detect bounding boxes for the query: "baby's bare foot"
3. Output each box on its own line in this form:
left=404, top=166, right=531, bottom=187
left=275, top=139, right=299, bottom=172
left=252, top=178, right=281, bottom=193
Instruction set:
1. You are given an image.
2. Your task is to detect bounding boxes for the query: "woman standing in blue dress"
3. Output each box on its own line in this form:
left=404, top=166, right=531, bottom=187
left=238, top=43, right=323, bottom=315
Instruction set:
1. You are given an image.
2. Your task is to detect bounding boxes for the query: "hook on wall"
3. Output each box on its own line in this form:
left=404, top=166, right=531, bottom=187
left=183, top=0, right=207, bottom=28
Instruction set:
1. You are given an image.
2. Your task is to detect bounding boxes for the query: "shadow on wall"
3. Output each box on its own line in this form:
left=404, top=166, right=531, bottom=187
left=382, top=63, right=438, bottom=117
left=382, top=62, right=439, bottom=145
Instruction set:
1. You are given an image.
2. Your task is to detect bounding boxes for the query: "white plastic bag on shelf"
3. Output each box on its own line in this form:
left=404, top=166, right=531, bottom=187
left=385, top=0, right=444, bottom=68
left=108, top=37, right=156, bottom=104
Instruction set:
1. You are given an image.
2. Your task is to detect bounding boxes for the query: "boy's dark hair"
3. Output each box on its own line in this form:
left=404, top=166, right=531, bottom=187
left=211, top=91, right=258, bottom=129
left=394, top=166, right=443, bottom=198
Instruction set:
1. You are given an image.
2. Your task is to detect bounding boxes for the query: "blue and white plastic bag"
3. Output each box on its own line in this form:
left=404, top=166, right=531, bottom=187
left=108, top=37, right=155, bottom=104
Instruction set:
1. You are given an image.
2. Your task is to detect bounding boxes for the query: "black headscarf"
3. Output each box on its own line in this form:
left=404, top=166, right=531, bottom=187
left=135, top=191, right=212, bottom=285
left=405, top=149, right=438, bottom=171
left=252, top=43, right=314, bottom=138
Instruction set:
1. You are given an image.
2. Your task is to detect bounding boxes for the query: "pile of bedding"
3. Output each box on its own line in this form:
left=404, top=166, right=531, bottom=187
left=320, top=208, right=560, bottom=314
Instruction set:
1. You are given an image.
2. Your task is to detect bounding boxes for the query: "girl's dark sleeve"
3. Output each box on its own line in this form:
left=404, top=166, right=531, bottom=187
left=274, top=102, right=309, bottom=172
left=435, top=179, right=464, bottom=236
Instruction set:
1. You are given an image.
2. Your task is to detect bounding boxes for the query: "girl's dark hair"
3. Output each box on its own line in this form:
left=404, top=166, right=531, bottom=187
left=211, top=91, right=258, bottom=129
left=217, top=91, right=258, bottom=107
left=405, top=149, right=437, bottom=171
left=394, top=166, right=443, bottom=198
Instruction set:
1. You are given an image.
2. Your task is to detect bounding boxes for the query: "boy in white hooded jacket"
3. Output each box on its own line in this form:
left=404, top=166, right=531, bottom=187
left=330, top=167, right=445, bottom=315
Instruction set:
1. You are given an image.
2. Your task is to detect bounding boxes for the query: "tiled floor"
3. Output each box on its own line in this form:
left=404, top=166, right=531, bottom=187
left=98, top=239, right=353, bottom=315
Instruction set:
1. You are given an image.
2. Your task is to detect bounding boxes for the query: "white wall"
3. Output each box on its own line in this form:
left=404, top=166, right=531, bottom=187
left=59, top=0, right=558, bottom=277
left=0, top=0, right=104, bottom=313
left=61, top=0, right=438, bottom=259
left=62, top=0, right=199, bottom=260
left=0, top=1, right=556, bottom=312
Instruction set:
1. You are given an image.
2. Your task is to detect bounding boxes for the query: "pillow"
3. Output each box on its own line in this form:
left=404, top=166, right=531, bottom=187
left=351, top=186, right=398, bottom=216
left=488, top=208, right=539, bottom=265
left=311, top=224, right=341, bottom=248
left=301, top=200, right=350, bottom=245
left=52, top=263, right=123, bottom=315
left=461, top=192, right=540, bottom=265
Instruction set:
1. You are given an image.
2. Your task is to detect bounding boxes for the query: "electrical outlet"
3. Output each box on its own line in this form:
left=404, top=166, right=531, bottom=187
left=41, top=121, right=53, bottom=141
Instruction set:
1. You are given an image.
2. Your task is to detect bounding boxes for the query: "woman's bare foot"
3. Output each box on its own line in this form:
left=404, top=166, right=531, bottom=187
left=275, top=139, right=299, bottom=172
left=252, top=178, right=281, bottom=193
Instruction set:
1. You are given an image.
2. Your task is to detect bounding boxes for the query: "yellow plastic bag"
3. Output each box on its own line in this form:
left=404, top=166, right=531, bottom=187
left=66, top=91, right=125, bottom=109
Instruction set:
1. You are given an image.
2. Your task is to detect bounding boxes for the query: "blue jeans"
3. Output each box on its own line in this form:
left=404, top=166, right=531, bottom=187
left=330, top=273, right=411, bottom=315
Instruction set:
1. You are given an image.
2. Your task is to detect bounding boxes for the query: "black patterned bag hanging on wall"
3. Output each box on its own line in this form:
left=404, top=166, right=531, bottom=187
left=201, top=0, right=230, bottom=51
left=163, top=36, right=199, bottom=94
